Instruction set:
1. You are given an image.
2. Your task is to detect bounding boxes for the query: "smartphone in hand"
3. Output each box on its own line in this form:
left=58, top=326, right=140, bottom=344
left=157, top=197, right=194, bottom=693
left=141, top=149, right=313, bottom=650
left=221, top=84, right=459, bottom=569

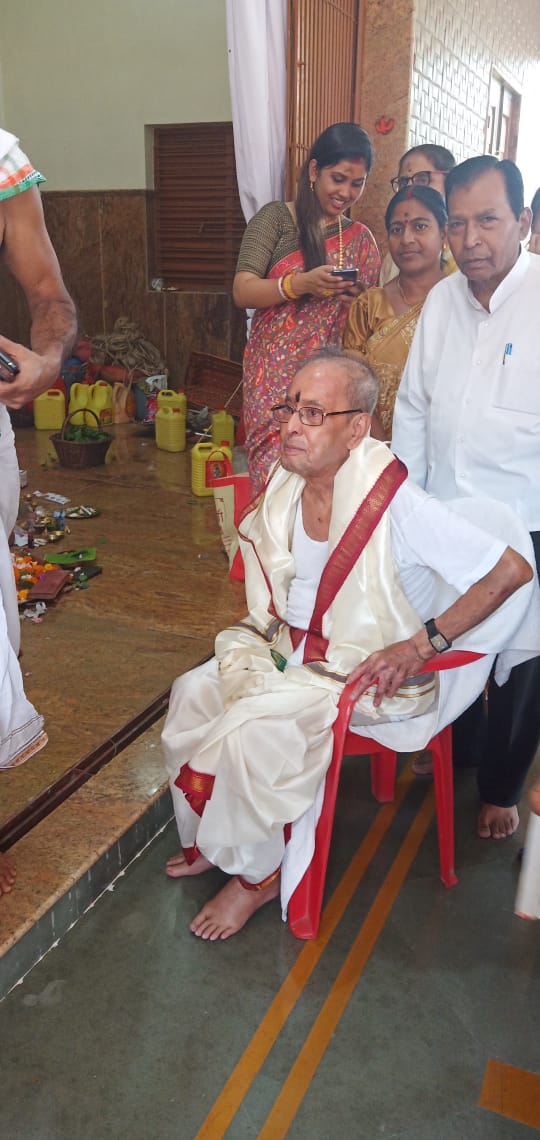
left=330, top=268, right=358, bottom=283
left=0, top=349, right=20, bottom=381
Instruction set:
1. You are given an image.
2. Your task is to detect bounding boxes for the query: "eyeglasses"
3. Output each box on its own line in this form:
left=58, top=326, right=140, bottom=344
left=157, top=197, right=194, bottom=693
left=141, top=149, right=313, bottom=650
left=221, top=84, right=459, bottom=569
left=390, top=170, right=449, bottom=193
left=271, top=403, right=365, bottom=427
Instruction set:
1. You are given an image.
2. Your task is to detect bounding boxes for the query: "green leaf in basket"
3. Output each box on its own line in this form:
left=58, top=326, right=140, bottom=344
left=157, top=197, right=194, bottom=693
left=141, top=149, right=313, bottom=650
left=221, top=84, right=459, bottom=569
left=63, top=425, right=109, bottom=442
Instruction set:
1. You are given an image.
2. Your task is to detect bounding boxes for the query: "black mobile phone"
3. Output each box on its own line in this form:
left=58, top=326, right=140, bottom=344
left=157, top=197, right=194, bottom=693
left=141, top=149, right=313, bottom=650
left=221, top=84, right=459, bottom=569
left=330, top=268, right=358, bottom=283
left=0, top=348, right=20, bottom=380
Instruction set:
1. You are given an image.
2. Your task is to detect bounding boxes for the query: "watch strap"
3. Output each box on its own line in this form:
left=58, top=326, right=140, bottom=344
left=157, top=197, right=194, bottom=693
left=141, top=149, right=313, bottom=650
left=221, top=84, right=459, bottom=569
left=424, top=618, right=452, bottom=652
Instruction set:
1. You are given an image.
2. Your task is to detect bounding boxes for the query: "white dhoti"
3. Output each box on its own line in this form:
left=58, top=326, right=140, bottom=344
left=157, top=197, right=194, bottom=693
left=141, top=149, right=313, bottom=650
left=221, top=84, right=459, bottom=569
left=0, top=527, right=47, bottom=769
left=162, top=658, right=338, bottom=883
left=0, top=405, right=22, bottom=655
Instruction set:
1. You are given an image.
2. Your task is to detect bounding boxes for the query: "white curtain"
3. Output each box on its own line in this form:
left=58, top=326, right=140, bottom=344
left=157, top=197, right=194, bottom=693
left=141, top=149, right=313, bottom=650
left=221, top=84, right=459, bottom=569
left=226, top=0, right=287, bottom=223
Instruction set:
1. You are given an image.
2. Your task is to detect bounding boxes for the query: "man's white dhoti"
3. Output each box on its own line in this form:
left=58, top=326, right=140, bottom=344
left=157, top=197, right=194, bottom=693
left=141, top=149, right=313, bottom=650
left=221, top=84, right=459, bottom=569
left=162, top=658, right=338, bottom=883
left=0, top=528, right=47, bottom=768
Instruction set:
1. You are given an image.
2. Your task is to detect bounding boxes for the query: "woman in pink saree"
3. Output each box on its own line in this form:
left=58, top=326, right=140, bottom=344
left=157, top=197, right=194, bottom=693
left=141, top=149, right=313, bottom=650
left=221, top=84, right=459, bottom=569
left=233, top=123, right=380, bottom=493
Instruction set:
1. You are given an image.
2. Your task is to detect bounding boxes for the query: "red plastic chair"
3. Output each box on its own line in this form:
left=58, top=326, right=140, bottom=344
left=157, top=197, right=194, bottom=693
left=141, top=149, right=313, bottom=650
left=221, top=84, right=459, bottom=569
left=288, top=650, right=484, bottom=939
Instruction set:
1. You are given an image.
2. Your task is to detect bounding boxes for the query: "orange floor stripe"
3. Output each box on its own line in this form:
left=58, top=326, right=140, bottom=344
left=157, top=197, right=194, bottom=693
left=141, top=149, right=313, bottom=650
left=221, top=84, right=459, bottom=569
left=479, top=1059, right=540, bottom=1129
left=258, top=786, right=435, bottom=1139
left=195, top=764, right=415, bottom=1139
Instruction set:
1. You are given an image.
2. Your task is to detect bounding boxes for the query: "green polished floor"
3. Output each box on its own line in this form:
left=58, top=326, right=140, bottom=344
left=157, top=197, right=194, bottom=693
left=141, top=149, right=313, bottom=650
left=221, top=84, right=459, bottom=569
left=2, top=758, right=540, bottom=1139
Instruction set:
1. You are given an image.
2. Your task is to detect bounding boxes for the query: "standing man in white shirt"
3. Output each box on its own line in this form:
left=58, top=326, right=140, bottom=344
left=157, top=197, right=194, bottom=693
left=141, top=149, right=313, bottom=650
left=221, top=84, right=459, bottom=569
left=392, top=154, right=540, bottom=841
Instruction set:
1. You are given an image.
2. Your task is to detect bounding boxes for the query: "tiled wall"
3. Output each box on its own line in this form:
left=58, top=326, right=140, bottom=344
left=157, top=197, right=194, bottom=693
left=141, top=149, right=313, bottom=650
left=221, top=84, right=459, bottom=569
left=0, top=191, right=246, bottom=386
left=410, top=0, right=540, bottom=158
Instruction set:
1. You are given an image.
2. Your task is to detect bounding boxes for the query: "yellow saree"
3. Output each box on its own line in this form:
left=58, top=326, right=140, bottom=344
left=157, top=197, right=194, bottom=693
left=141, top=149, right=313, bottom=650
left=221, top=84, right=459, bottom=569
left=343, top=287, right=422, bottom=439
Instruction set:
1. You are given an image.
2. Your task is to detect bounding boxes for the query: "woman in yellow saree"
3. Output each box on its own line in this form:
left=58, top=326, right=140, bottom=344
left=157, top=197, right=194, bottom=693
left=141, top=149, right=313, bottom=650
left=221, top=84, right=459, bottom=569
left=344, top=186, right=450, bottom=440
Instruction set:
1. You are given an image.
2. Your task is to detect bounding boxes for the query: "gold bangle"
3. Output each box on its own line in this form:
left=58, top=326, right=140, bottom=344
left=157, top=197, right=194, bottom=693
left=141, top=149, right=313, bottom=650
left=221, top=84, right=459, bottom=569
left=282, top=273, right=300, bottom=300
left=281, top=274, right=295, bottom=299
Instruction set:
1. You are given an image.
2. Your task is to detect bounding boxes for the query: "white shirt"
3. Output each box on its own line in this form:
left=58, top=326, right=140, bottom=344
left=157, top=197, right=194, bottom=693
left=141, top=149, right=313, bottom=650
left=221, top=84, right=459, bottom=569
left=286, top=501, right=328, bottom=633
left=285, top=479, right=506, bottom=668
left=392, top=250, right=540, bottom=531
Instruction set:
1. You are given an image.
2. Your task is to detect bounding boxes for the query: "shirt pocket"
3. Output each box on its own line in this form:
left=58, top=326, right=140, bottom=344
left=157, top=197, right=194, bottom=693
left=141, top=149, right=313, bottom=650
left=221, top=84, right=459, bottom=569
left=491, top=362, right=540, bottom=416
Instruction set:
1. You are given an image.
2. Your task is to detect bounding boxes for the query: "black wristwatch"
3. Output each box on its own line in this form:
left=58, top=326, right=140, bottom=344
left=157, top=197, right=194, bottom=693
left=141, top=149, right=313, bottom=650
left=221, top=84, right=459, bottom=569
left=424, top=618, right=452, bottom=653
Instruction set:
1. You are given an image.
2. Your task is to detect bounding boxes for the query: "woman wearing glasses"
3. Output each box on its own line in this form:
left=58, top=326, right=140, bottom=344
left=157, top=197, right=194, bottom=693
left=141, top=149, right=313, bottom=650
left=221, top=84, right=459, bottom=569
left=233, top=123, right=380, bottom=493
left=343, top=186, right=449, bottom=440
left=380, top=143, right=456, bottom=285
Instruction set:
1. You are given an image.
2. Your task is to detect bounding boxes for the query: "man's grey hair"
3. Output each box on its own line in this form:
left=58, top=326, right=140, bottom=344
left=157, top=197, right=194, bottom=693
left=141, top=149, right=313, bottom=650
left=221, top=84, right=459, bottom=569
left=296, top=346, right=379, bottom=414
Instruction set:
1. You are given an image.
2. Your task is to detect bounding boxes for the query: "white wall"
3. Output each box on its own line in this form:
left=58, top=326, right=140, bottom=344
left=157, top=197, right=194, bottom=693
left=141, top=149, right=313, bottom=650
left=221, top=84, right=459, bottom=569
left=0, top=0, right=230, bottom=190
left=516, top=65, right=540, bottom=206
left=0, top=59, right=5, bottom=125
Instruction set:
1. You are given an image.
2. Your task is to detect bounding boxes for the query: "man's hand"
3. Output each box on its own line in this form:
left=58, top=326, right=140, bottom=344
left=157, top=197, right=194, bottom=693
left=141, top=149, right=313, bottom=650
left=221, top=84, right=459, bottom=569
left=347, top=638, right=432, bottom=707
left=0, top=333, right=63, bottom=408
left=0, top=186, right=77, bottom=407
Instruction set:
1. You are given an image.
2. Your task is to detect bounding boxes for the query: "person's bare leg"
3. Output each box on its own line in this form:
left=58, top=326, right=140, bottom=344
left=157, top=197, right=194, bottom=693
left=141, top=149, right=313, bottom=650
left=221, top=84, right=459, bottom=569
left=411, top=750, right=433, bottom=776
left=0, top=851, right=16, bottom=895
left=529, top=780, right=540, bottom=816
left=165, top=851, right=213, bottom=878
left=477, top=803, right=519, bottom=839
left=190, top=875, right=280, bottom=940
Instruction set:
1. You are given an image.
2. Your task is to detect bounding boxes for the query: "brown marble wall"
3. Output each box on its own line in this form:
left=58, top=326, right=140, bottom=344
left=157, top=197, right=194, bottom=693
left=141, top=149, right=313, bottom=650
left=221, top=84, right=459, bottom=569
left=0, top=191, right=246, bottom=386
left=353, top=0, right=415, bottom=255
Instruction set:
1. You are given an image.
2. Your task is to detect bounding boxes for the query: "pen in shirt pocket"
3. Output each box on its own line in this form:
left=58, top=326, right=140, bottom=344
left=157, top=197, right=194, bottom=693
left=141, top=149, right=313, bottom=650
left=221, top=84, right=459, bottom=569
left=502, top=342, right=513, bottom=365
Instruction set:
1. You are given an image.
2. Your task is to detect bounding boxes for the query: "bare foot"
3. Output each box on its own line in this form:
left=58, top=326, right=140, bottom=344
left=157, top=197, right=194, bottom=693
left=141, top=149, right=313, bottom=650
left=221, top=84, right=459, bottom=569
left=411, top=750, right=433, bottom=777
left=165, top=851, right=213, bottom=878
left=529, top=782, right=540, bottom=817
left=477, top=802, right=519, bottom=839
left=190, top=875, right=280, bottom=941
left=0, top=851, right=16, bottom=895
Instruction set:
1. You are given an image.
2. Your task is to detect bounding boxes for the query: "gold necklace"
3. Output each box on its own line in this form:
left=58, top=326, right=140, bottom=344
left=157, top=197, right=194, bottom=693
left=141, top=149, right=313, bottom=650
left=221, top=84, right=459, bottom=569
left=337, top=213, right=343, bottom=269
left=396, top=275, right=415, bottom=308
left=325, top=213, right=344, bottom=268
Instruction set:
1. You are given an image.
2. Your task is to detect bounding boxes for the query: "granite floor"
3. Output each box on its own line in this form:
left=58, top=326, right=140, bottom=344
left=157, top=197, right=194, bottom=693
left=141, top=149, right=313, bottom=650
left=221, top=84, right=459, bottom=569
left=1, top=423, right=539, bottom=1138
left=3, top=423, right=243, bottom=825
left=0, top=423, right=243, bottom=980
left=1, top=759, right=539, bottom=1139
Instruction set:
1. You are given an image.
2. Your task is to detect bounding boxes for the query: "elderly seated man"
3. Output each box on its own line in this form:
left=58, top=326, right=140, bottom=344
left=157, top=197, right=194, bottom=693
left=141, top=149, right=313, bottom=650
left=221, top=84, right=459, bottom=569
left=162, top=348, right=537, bottom=941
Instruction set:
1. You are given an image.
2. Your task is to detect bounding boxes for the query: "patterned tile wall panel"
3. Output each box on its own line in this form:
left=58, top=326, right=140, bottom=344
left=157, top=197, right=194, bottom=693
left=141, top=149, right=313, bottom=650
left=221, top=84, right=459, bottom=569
left=410, top=0, right=540, bottom=158
left=0, top=191, right=245, bottom=389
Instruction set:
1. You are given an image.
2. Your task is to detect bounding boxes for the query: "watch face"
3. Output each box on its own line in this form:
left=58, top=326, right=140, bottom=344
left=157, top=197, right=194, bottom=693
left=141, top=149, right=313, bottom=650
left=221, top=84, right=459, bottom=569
left=431, top=632, right=449, bottom=652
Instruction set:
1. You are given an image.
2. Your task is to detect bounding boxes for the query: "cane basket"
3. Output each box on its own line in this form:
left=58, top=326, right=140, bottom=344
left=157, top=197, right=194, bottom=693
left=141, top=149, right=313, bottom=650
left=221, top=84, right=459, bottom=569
left=51, top=410, right=112, bottom=468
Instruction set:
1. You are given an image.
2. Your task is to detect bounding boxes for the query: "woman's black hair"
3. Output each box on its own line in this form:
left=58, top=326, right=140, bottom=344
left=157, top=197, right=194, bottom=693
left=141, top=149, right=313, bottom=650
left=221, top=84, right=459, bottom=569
left=398, top=143, right=456, bottom=174
left=531, top=187, right=540, bottom=225
left=385, top=184, right=448, bottom=232
left=295, top=123, right=374, bottom=271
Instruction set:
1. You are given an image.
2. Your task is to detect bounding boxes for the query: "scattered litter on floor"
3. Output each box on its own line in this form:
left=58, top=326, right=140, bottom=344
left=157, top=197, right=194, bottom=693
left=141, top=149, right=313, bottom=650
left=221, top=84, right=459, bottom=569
left=14, top=548, right=103, bottom=619
left=46, top=547, right=96, bottom=566
left=66, top=506, right=100, bottom=519
left=32, top=491, right=70, bottom=504
left=20, top=602, right=46, bottom=622
left=14, top=556, right=58, bottom=603
left=17, top=493, right=100, bottom=549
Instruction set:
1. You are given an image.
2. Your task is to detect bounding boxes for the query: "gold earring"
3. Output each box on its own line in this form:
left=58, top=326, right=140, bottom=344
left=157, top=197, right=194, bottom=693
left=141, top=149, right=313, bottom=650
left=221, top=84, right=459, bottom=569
left=310, top=180, right=315, bottom=193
